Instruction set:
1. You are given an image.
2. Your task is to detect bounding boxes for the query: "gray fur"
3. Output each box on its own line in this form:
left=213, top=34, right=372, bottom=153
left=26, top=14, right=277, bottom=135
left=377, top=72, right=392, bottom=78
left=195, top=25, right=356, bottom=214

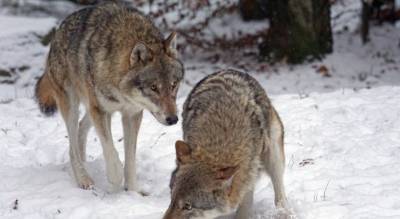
left=35, top=2, right=184, bottom=190
left=165, top=70, right=292, bottom=219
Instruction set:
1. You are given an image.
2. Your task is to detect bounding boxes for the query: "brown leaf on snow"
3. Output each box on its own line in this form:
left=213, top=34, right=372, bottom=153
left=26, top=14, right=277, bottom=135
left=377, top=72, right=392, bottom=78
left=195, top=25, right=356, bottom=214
left=316, top=65, right=332, bottom=77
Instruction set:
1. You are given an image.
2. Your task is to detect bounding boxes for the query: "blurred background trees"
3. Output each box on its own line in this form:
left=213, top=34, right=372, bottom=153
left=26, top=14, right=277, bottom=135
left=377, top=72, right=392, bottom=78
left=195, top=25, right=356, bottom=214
left=259, top=0, right=332, bottom=63
left=1, top=0, right=399, bottom=65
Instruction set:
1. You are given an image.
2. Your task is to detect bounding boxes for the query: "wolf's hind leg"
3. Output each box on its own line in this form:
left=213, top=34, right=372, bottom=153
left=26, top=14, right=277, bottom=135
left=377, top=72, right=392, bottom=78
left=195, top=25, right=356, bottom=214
left=122, top=111, right=143, bottom=191
left=78, top=112, right=92, bottom=162
left=235, top=189, right=254, bottom=219
left=57, top=89, right=93, bottom=189
left=89, top=107, right=123, bottom=191
left=263, top=109, right=289, bottom=210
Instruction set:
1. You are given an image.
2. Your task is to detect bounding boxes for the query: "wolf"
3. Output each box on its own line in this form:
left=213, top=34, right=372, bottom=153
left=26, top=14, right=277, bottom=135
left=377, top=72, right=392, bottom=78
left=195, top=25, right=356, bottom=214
left=34, top=2, right=184, bottom=191
left=164, top=69, right=291, bottom=219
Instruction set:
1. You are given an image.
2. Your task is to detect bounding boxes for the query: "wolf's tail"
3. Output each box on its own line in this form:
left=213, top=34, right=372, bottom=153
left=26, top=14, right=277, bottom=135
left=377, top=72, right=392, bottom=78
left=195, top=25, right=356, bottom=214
left=35, top=72, right=57, bottom=116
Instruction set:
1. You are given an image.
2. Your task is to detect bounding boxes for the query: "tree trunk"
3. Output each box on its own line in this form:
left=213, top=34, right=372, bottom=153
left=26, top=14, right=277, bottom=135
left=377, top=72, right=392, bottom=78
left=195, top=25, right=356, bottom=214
left=361, top=0, right=371, bottom=44
left=239, top=0, right=269, bottom=21
left=259, top=0, right=333, bottom=64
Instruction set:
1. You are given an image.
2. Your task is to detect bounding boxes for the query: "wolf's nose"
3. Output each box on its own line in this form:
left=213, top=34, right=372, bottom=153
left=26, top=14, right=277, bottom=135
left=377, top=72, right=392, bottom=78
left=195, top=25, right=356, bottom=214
left=166, top=116, right=178, bottom=125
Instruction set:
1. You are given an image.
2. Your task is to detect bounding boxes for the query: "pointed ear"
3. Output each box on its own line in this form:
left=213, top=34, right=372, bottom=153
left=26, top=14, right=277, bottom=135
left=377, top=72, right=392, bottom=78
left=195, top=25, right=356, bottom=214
left=164, top=32, right=178, bottom=57
left=215, top=166, right=239, bottom=181
left=130, top=42, right=149, bottom=66
left=175, top=140, right=191, bottom=164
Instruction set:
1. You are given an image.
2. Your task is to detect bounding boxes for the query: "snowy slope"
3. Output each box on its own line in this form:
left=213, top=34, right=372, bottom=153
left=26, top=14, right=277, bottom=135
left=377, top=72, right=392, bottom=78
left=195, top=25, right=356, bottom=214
left=0, top=86, right=400, bottom=219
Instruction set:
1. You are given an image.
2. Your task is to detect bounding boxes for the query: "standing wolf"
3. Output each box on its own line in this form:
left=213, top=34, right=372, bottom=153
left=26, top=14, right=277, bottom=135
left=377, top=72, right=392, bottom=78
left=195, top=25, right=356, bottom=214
left=164, top=70, right=290, bottom=219
left=35, top=2, right=184, bottom=191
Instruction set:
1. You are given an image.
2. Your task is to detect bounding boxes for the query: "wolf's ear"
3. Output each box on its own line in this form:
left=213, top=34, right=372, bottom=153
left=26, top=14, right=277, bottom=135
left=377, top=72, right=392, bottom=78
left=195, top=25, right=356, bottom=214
left=175, top=140, right=191, bottom=164
left=215, top=166, right=239, bottom=181
left=130, top=42, right=149, bottom=66
left=164, top=32, right=178, bottom=57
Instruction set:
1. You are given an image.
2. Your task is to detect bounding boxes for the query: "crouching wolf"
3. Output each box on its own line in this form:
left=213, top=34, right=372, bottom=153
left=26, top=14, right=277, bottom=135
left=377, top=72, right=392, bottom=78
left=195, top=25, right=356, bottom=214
left=35, top=2, right=184, bottom=191
left=164, top=70, right=291, bottom=219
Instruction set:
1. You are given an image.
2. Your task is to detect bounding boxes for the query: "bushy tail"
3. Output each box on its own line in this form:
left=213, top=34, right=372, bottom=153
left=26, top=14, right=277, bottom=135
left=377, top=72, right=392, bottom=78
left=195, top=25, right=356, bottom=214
left=35, top=73, right=57, bottom=116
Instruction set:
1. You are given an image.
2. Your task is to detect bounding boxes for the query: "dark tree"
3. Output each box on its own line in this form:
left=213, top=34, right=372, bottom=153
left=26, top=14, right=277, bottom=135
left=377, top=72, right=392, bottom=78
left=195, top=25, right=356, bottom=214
left=239, top=0, right=269, bottom=21
left=361, top=0, right=372, bottom=44
left=361, top=0, right=398, bottom=44
left=259, top=0, right=333, bottom=63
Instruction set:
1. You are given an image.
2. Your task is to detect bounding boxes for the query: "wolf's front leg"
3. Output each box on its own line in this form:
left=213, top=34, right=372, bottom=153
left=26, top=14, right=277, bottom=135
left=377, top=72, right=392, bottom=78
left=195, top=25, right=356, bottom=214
left=90, top=107, right=123, bottom=191
left=235, top=190, right=254, bottom=219
left=122, top=111, right=143, bottom=191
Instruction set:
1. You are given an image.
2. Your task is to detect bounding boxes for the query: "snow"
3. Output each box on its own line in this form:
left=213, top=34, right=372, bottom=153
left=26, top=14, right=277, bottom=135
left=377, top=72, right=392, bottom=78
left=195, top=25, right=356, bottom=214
left=1, top=1, right=400, bottom=218
left=0, top=15, right=56, bottom=38
left=0, top=15, right=56, bottom=101
left=276, top=87, right=400, bottom=219
left=1, top=85, right=400, bottom=219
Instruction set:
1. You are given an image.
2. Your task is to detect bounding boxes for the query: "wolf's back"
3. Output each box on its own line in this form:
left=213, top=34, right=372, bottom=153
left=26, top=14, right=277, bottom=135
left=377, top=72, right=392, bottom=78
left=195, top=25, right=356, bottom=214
left=181, top=69, right=272, bottom=166
left=182, top=69, right=271, bottom=128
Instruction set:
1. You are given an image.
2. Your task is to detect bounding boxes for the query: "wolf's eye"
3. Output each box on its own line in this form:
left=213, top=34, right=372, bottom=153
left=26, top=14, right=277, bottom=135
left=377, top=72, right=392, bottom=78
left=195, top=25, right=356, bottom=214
left=151, top=84, right=158, bottom=93
left=183, top=202, right=192, bottom=211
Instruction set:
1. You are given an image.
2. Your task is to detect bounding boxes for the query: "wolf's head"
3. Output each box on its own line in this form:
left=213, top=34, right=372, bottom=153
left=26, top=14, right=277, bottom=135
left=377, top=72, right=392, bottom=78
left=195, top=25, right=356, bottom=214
left=164, top=141, right=239, bottom=219
left=121, top=32, right=184, bottom=126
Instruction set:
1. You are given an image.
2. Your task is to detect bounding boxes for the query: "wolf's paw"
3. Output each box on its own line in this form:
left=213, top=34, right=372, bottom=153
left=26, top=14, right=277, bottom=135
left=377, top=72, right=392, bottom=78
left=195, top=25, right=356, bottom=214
left=77, top=175, right=94, bottom=190
left=275, top=207, right=296, bottom=219
left=106, top=158, right=123, bottom=190
left=275, top=212, right=296, bottom=219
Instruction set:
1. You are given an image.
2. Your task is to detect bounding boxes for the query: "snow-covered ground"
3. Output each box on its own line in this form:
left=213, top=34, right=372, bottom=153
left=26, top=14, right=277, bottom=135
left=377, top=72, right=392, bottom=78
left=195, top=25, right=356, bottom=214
left=1, top=1, right=400, bottom=219
left=1, top=83, right=400, bottom=219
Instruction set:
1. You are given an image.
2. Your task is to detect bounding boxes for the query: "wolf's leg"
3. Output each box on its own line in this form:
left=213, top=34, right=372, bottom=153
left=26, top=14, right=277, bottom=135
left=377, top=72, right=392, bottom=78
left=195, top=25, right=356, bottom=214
left=263, top=109, right=289, bottom=210
left=235, top=189, right=254, bottom=219
left=89, top=107, right=123, bottom=191
left=58, top=90, right=93, bottom=189
left=122, top=111, right=143, bottom=191
left=78, top=112, right=92, bottom=162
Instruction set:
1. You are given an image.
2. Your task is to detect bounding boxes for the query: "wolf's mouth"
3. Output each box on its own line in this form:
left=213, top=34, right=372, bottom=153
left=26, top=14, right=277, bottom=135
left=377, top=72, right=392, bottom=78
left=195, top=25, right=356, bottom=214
left=150, top=111, right=169, bottom=126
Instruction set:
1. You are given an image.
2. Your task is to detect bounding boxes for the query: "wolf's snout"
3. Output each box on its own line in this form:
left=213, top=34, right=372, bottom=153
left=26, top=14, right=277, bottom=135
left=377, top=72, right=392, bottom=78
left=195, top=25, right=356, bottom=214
left=166, top=115, right=178, bottom=125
